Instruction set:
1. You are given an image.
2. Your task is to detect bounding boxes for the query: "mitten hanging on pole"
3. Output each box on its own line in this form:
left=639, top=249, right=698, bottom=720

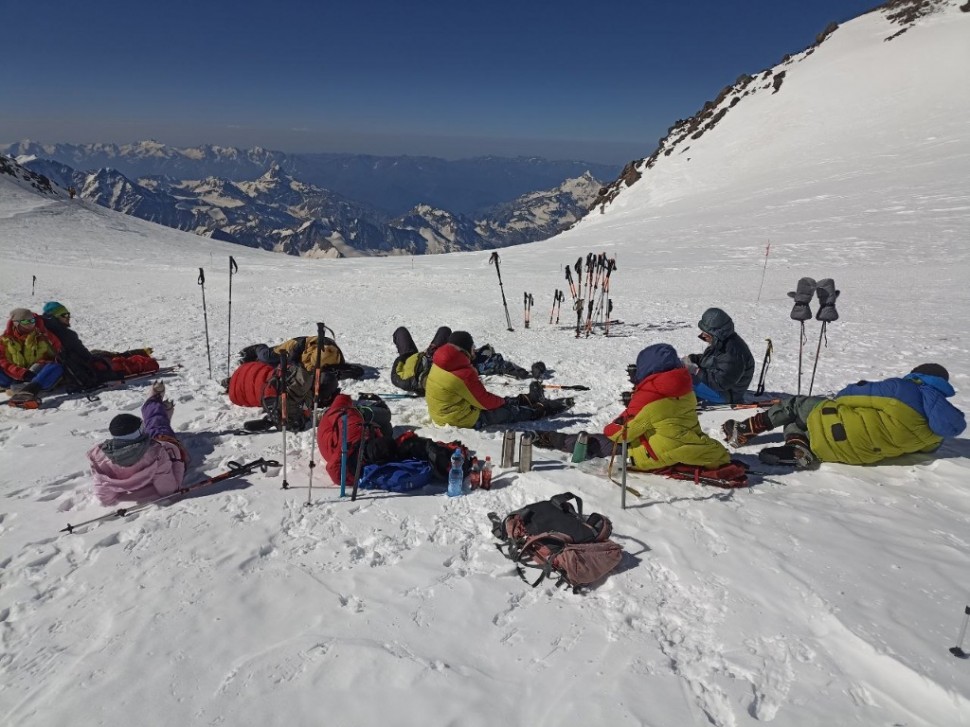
left=808, top=279, right=840, bottom=395
left=788, top=277, right=816, bottom=394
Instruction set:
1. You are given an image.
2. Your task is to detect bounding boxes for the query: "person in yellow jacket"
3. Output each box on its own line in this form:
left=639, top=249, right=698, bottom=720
left=722, top=363, right=966, bottom=468
left=533, top=343, right=731, bottom=472
left=425, top=331, right=572, bottom=429
left=1, top=308, right=65, bottom=404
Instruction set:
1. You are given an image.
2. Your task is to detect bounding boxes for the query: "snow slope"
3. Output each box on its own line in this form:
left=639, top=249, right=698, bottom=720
left=1, top=3, right=969, bottom=726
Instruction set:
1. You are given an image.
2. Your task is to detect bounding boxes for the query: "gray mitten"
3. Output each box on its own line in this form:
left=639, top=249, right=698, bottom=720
left=787, top=277, right=817, bottom=321
left=815, top=278, right=840, bottom=322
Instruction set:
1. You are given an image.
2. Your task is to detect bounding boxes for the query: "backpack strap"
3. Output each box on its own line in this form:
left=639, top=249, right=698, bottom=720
left=549, top=492, right=583, bottom=517
left=507, top=532, right=573, bottom=587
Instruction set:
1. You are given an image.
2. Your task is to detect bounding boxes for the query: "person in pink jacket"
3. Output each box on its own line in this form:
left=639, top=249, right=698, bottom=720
left=88, top=382, right=188, bottom=506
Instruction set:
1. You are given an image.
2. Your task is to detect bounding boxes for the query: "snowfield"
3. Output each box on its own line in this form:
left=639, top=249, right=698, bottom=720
left=1, top=4, right=969, bottom=726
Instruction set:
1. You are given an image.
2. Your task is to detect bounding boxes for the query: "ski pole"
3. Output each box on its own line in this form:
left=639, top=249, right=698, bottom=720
left=524, top=292, right=530, bottom=329
left=31, top=274, right=36, bottom=296
left=620, top=420, right=629, bottom=510
left=60, top=458, right=280, bottom=533
left=279, top=350, right=290, bottom=490
left=339, top=411, right=349, bottom=498
left=227, top=255, right=238, bottom=380
left=755, top=241, right=771, bottom=305
left=549, top=290, right=557, bottom=324
left=350, top=416, right=369, bottom=502
left=755, top=338, right=773, bottom=396
left=951, top=604, right=970, bottom=658
left=565, top=266, right=578, bottom=302
left=807, top=322, right=827, bottom=396
left=306, top=321, right=326, bottom=507
left=542, top=383, right=591, bottom=391
left=488, top=252, right=514, bottom=332
left=198, top=268, right=212, bottom=379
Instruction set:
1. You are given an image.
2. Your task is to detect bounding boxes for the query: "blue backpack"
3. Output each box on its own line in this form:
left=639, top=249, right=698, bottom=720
left=357, top=459, right=434, bottom=493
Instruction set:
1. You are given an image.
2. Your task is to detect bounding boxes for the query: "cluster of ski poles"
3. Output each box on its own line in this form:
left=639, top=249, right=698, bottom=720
left=563, top=252, right=617, bottom=338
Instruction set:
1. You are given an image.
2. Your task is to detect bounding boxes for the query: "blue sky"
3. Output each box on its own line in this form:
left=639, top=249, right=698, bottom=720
left=2, top=0, right=879, bottom=165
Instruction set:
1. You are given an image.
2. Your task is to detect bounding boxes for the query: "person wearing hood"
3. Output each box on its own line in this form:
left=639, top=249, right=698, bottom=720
left=424, top=330, right=572, bottom=428
left=682, top=307, right=755, bottom=405
left=87, top=382, right=188, bottom=506
left=722, top=363, right=966, bottom=468
left=391, top=325, right=537, bottom=397
left=534, top=343, right=731, bottom=472
left=0, top=308, right=64, bottom=405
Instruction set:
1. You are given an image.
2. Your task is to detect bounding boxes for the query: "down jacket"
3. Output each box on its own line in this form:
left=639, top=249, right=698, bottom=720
left=87, top=398, right=186, bottom=506
left=425, top=344, right=506, bottom=428
left=604, top=344, right=730, bottom=470
left=0, top=315, right=62, bottom=381
left=695, top=308, right=754, bottom=404
left=806, top=373, right=966, bottom=465
left=228, top=361, right=276, bottom=407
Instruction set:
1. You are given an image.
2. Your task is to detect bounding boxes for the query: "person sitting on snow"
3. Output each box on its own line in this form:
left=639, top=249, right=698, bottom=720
left=722, top=363, right=966, bottom=468
left=87, top=382, right=188, bottom=505
left=533, top=343, right=736, bottom=477
left=391, top=325, right=541, bottom=397
left=681, top=307, right=754, bottom=406
left=425, top=330, right=571, bottom=429
left=1, top=307, right=64, bottom=407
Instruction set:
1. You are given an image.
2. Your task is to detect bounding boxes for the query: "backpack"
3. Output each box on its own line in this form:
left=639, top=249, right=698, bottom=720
left=488, top=493, right=624, bottom=591
left=261, top=361, right=314, bottom=431
left=318, top=394, right=397, bottom=487
left=395, top=431, right=472, bottom=479
left=357, top=459, right=434, bottom=493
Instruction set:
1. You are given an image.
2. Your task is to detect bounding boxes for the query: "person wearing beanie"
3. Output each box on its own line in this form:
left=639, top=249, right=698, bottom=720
left=722, top=363, right=966, bottom=468
left=390, top=325, right=536, bottom=396
left=425, top=330, right=573, bottom=428
left=681, top=307, right=755, bottom=406
left=87, top=382, right=188, bottom=506
left=0, top=307, right=64, bottom=402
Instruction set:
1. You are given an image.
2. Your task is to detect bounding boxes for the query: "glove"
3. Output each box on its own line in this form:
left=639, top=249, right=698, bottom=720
left=29, top=363, right=44, bottom=373
left=163, top=399, right=175, bottom=417
left=681, top=356, right=699, bottom=375
left=151, top=380, right=166, bottom=397
left=21, top=370, right=35, bottom=382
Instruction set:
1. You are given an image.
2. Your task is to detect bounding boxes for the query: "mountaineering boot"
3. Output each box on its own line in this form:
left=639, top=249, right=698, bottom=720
left=8, top=382, right=41, bottom=409
left=787, top=277, right=817, bottom=321
left=815, top=278, right=840, bottom=322
left=722, top=412, right=772, bottom=448
left=528, top=380, right=545, bottom=403
left=531, top=430, right=568, bottom=450
left=504, top=362, right=531, bottom=380
left=758, top=433, right=819, bottom=469
left=540, top=397, right=575, bottom=418
left=531, top=361, right=547, bottom=380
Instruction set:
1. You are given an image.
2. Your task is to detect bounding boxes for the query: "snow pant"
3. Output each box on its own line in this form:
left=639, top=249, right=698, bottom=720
left=692, top=379, right=726, bottom=404
left=475, top=402, right=538, bottom=429
left=0, top=362, right=63, bottom=391
left=763, top=395, right=827, bottom=438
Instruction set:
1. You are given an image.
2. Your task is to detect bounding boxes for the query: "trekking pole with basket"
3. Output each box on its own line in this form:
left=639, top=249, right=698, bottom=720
left=227, top=256, right=238, bottom=380
left=788, top=277, right=816, bottom=394
left=197, top=268, right=212, bottom=379
left=488, top=252, right=514, bottom=332
left=755, top=338, right=773, bottom=396
left=807, top=279, right=839, bottom=395
left=306, top=321, right=326, bottom=506
left=279, top=350, right=290, bottom=490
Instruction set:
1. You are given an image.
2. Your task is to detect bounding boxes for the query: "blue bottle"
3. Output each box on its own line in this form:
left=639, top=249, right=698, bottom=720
left=447, top=450, right=464, bottom=497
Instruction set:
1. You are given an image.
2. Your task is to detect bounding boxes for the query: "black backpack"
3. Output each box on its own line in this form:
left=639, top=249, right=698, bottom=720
left=488, top=493, right=623, bottom=591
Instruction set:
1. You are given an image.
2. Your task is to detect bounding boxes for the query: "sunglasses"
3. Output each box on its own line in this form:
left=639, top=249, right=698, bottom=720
left=58, top=313, right=71, bottom=320
left=16, top=317, right=36, bottom=325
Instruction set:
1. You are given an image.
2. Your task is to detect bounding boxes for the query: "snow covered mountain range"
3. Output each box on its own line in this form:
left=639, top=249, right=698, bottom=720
left=10, top=149, right=605, bottom=256
left=1, top=2, right=969, bottom=726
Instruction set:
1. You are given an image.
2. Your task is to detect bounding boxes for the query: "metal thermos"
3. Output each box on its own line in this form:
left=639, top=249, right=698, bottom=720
left=518, top=432, right=534, bottom=473
left=501, top=430, right=516, bottom=467
left=571, top=431, right=589, bottom=464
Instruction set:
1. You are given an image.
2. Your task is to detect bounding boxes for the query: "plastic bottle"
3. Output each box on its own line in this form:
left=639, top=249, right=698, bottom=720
left=447, top=450, right=464, bottom=497
left=469, top=458, right=481, bottom=490
left=481, top=456, right=493, bottom=490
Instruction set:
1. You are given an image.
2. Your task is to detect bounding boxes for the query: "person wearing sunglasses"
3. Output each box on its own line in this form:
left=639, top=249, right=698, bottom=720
left=0, top=307, right=64, bottom=405
left=680, top=307, right=755, bottom=406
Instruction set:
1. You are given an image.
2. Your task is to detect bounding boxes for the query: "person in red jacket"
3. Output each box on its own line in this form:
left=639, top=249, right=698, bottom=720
left=424, top=331, right=572, bottom=429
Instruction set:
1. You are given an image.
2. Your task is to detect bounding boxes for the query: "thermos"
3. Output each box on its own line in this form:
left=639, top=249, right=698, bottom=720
left=501, top=430, right=516, bottom=467
left=571, top=431, right=589, bottom=464
left=518, top=432, right=534, bottom=473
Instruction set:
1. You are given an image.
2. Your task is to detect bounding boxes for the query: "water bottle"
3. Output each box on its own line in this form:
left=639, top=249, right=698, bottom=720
left=481, top=456, right=493, bottom=490
left=469, top=458, right=481, bottom=489
left=571, top=431, right=589, bottom=464
left=447, top=450, right=464, bottom=497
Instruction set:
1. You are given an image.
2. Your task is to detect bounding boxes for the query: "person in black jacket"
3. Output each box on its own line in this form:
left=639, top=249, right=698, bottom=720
left=681, top=307, right=755, bottom=405
left=42, top=301, right=123, bottom=390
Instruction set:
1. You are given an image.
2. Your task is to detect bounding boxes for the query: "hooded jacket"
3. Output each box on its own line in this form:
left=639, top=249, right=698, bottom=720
left=87, top=398, right=186, bottom=506
left=603, top=344, right=730, bottom=470
left=0, top=315, right=62, bottom=381
left=806, top=373, right=966, bottom=464
left=695, top=308, right=755, bottom=404
left=425, top=343, right=506, bottom=428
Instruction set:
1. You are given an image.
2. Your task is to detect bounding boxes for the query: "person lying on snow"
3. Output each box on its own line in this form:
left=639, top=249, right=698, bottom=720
left=1, top=308, right=65, bottom=407
left=425, top=330, right=572, bottom=429
left=531, top=343, right=741, bottom=481
left=87, top=382, right=188, bottom=506
left=41, top=301, right=157, bottom=391
left=391, top=325, right=543, bottom=397
left=237, top=334, right=364, bottom=380
left=722, top=363, right=966, bottom=469
left=680, top=307, right=755, bottom=406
